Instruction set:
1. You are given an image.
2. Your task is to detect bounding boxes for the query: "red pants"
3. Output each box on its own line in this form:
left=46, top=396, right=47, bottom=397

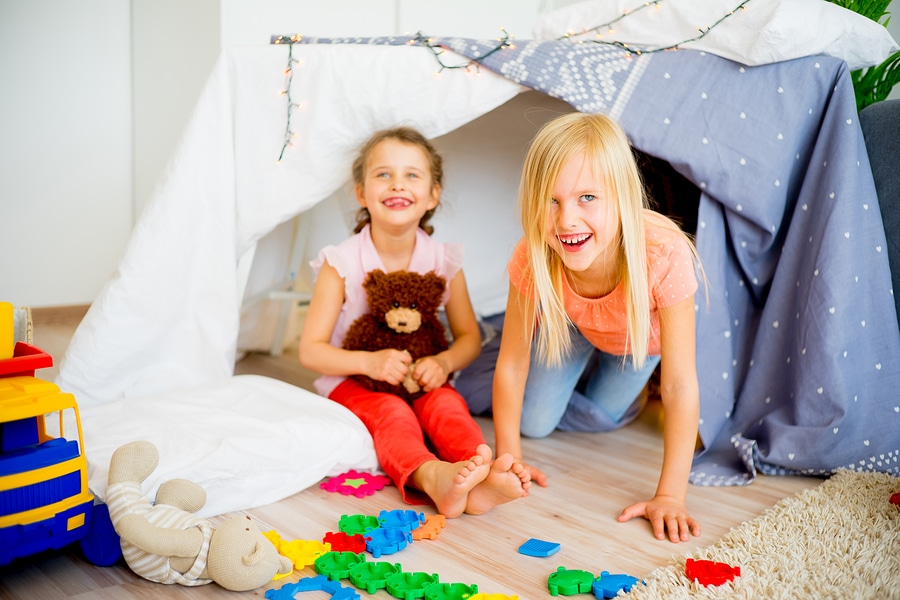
left=329, top=378, right=487, bottom=505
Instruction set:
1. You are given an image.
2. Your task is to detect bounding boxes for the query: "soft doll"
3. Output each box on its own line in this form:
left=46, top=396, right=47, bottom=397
left=342, top=269, right=450, bottom=401
left=105, top=440, right=293, bottom=591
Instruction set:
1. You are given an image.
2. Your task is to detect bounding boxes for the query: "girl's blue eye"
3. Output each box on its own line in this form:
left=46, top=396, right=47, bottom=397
left=580, top=194, right=595, bottom=202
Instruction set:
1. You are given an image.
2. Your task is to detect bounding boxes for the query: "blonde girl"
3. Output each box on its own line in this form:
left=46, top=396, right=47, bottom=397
left=492, top=112, right=702, bottom=542
left=299, top=126, right=530, bottom=518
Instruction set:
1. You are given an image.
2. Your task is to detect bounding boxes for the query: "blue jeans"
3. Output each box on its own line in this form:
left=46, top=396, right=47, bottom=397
left=520, top=326, right=661, bottom=438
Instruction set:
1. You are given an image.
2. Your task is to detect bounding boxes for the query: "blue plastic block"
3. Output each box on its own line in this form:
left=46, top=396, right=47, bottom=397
left=518, top=538, right=560, bottom=557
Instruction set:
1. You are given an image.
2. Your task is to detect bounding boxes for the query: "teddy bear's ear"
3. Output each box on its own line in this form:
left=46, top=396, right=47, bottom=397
left=364, top=269, right=387, bottom=291
left=423, top=272, right=447, bottom=304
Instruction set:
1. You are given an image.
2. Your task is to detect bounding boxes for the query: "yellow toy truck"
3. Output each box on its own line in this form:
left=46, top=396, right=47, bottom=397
left=0, top=302, right=119, bottom=567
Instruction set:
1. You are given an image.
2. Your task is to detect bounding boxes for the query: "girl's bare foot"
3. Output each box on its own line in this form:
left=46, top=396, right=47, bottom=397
left=413, top=444, right=492, bottom=518
left=464, top=453, right=531, bottom=516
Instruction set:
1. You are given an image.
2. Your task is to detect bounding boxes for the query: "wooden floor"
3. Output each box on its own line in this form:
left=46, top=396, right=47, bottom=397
left=1, top=306, right=822, bottom=599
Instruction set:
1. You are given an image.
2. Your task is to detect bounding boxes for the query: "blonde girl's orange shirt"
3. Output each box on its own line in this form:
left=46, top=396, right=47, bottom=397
left=508, top=215, right=698, bottom=356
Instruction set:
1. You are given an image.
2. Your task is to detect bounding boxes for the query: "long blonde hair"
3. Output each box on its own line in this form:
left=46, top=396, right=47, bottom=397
left=520, top=112, right=684, bottom=370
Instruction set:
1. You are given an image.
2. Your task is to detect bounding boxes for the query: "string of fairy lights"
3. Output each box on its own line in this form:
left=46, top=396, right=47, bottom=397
left=272, top=0, right=752, bottom=162
left=561, top=0, right=753, bottom=56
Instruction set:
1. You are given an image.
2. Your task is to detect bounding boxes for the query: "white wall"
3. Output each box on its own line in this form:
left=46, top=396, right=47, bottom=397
left=2, top=0, right=898, bottom=308
left=1, top=0, right=132, bottom=308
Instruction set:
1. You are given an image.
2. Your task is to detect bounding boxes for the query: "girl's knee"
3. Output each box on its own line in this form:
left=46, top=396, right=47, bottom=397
left=520, top=420, right=557, bottom=439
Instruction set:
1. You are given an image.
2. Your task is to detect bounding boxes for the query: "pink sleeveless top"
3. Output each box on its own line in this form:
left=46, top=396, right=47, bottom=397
left=309, top=225, right=464, bottom=397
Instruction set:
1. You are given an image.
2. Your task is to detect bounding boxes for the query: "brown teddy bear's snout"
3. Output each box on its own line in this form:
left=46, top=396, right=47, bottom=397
left=386, top=306, right=422, bottom=333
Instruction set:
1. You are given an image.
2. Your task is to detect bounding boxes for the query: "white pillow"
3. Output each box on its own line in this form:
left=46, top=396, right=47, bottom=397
left=68, top=375, right=379, bottom=517
left=533, top=0, right=899, bottom=71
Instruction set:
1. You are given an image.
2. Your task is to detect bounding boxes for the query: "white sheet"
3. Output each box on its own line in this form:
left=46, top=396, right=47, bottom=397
left=67, top=375, right=379, bottom=518
left=57, top=44, right=522, bottom=407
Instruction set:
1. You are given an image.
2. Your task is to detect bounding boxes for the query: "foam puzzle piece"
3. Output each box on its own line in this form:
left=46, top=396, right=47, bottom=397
left=379, top=509, right=426, bottom=533
left=591, top=571, right=643, bottom=598
left=324, top=531, right=367, bottom=553
left=386, top=571, right=440, bottom=600
left=366, top=527, right=413, bottom=558
left=265, top=575, right=360, bottom=600
left=424, top=582, right=479, bottom=599
left=338, top=513, right=381, bottom=536
left=349, top=561, right=402, bottom=594
left=315, top=550, right=367, bottom=581
left=321, top=470, right=392, bottom=497
left=412, top=514, right=447, bottom=540
left=518, top=538, right=560, bottom=557
left=685, top=558, right=741, bottom=586
left=280, top=539, right=332, bottom=570
left=547, top=567, right=595, bottom=596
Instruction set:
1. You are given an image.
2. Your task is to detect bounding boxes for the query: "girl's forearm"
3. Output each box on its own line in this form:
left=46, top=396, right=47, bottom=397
left=299, top=342, right=370, bottom=378
left=492, top=369, right=526, bottom=459
left=655, top=393, right=700, bottom=502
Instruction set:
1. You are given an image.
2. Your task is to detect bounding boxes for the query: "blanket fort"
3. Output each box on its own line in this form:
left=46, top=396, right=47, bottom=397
left=290, top=35, right=900, bottom=485
left=58, top=37, right=900, bottom=487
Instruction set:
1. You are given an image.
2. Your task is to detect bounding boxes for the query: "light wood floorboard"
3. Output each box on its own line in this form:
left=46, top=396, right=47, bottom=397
left=0, top=307, right=822, bottom=598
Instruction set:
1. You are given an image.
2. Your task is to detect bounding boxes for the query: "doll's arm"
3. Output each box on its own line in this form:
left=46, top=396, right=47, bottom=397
left=116, top=512, right=205, bottom=558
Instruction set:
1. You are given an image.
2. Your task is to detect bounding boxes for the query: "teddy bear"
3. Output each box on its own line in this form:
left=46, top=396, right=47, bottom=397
left=342, top=269, right=450, bottom=401
left=104, top=440, right=293, bottom=591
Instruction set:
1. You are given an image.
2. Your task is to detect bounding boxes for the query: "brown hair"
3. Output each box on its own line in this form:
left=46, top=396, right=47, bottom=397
left=351, top=126, right=444, bottom=235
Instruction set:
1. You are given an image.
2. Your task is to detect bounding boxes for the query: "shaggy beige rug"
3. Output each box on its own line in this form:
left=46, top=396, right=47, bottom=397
left=626, top=470, right=900, bottom=599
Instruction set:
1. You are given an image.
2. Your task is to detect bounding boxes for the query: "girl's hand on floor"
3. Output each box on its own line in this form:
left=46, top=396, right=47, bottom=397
left=368, top=349, right=412, bottom=386
left=617, top=495, right=701, bottom=543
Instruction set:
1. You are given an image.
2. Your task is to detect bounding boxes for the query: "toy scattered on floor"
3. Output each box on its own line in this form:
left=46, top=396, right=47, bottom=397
left=264, top=509, right=496, bottom=600
left=339, top=513, right=382, bottom=535
left=412, top=514, right=447, bottom=540
left=547, top=567, right=595, bottom=596
left=518, top=537, right=560, bottom=557
left=684, top=558, right=742, bottom=586
left=324, top=531, right=368, bottom=553
left=591, top=571, right=642, bottom=598
left=366, top=526, right=413, bottom=557
left=386, top=570, right=440, bottom=600
left=0, top=319, right=120, bottom=568
left=341, top=269, right=451, bottom=401
left=320, top=469, right=392, bottom=497
left=424, top=581, right=479, bottom=599
left=105, top=441, right=293, bottom=591
left=266, top=575, right=360, bottom=600
left=281, top=538, right=331, bottom=569
left=379, top=508, right=427, bottom=533
left=349, top=560, right=402, bottom=594
left=315, top=550, right=367, bottom=581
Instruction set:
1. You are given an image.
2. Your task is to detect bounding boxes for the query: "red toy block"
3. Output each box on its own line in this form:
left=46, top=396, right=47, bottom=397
left=685, top=558, right=741, bottom=586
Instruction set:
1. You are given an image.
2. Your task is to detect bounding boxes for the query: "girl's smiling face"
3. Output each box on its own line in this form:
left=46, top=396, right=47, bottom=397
left=356, top=138, right=440, bottom=231
left=546, top=152, right=621, bottom=280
